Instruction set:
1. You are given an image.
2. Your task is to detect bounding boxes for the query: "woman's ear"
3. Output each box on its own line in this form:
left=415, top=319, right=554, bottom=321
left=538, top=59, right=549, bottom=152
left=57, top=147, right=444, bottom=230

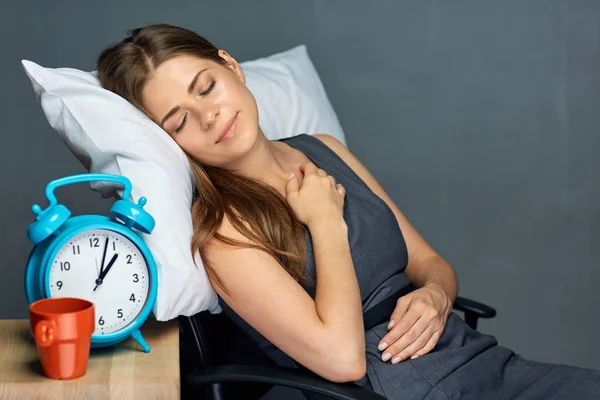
left=218, top=49, right=245, bottom=84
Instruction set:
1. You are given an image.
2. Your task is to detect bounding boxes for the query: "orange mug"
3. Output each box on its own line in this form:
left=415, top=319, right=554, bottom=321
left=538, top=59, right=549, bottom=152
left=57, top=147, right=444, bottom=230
left=29, top=297, right=95, bottom=380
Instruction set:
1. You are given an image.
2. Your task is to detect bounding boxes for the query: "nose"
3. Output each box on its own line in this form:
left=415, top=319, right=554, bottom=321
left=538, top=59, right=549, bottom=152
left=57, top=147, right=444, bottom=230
left=197, top=103, right=218, bottom=131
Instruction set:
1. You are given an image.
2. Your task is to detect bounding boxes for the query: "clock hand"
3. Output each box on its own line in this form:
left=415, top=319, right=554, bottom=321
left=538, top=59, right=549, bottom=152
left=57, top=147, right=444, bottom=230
left=99, top=253, right=118, bottom=280
left=94, top=253, right=118, bottom=291
left=99, top=237, right=109, bottom=278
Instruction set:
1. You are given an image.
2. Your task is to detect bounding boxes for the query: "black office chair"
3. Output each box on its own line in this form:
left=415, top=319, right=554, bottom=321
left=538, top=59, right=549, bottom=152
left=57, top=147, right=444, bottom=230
left=178, top=295, right=496, bottom=400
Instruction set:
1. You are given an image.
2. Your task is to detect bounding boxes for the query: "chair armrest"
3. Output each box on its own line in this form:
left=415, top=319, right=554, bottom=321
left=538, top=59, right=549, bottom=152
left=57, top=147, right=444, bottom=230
left=453, top=296, right=497, bottom=318
left=453, top=296, right=497, bottom=331
left=187, top=365, right=387, bottom=400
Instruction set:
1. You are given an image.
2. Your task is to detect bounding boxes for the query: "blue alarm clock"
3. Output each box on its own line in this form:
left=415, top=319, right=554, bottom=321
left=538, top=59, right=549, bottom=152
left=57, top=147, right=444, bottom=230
left=24, top=173, right=158, bottom=353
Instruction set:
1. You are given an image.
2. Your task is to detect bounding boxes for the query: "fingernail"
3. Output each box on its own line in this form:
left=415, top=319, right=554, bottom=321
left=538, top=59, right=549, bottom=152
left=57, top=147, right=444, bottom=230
left=411, top=354, right=419, bottom=360
left=288, top=173, right=295, bottom=180
left=382, top=352, right=392, bottom=362
left=387, top=320, right=395, bottom=329
left=378, top=342, right=388, bottom=351
left=392, top=356, right=402, bottom=364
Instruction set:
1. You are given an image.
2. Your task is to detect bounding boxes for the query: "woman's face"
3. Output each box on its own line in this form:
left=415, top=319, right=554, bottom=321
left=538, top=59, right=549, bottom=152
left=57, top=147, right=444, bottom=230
left=141, top=50, right=259, bottom=167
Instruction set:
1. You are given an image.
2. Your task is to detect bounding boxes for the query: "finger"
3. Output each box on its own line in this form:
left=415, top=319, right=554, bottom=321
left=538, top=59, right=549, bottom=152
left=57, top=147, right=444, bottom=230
left=411, top=330, right=443, bottom=360
left=378, top=304, right=419, bottom=351
left=389, top=325, right=435, bottom=364
left=389, top=313, right=429, bottom=354
left=285, top=173, right=300, bottom=199
left=388, top=296, right=411, bottom=330
left=317, top=168, right=328, bottom=177
left=299, top=162, right=317, bottom=176
left=328, top=175, right=336, bottom=186
left=336, top=183, right=345, bottom=196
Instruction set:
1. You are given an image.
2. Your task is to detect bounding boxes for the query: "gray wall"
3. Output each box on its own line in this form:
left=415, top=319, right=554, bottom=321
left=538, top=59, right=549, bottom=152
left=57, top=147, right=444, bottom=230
left=2, top=0, right=599, bottom=375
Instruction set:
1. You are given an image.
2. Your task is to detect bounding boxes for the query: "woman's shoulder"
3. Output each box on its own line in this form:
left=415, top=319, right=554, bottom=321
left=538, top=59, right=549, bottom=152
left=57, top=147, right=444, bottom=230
left=311, top=134, right=386, bottom=200
left=311, top=134, right=361, bottom=173
left=284, top=133, right=366, bottom=183
left=278, top=133, right=349, bottom=161
left=311, top=133, right=346, bottom=153
left=275, top=133, right=343, bottom=148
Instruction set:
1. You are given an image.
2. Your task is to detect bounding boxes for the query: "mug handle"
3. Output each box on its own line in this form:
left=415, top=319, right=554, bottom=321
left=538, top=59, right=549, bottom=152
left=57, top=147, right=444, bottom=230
left=35, top=320, right=57, bottom=347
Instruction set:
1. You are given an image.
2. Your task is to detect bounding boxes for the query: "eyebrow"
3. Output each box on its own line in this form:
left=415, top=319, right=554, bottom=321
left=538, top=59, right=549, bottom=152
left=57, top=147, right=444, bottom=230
left=160, top=68, right=209, bottom=128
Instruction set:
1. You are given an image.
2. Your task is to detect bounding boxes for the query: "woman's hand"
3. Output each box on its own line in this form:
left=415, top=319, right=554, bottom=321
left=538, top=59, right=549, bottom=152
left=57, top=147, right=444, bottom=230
left=285, top=162, right=346, bottom=229
left=377, top=283, right=452, bottom=363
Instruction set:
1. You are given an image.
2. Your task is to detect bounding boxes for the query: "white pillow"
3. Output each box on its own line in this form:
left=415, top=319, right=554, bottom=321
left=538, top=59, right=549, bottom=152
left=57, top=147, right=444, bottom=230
left=243, top=46, right=346, bottom=145
left=21, top=44, right=346, bottom=321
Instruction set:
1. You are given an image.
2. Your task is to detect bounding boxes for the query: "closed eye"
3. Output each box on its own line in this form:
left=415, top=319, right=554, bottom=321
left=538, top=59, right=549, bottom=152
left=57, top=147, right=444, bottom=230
left=200, top=80, right=216, bottom=97
left=174, top=80, right=217, bottom=134
left=175, top=113, right=188, bottom=134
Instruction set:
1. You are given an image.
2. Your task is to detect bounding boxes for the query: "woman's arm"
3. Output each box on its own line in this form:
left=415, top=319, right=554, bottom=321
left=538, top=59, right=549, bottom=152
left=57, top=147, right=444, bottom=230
left=313, top=134, right=458, bottom=302
left=309, top=216, right=366, bottom=375
left=286, top=164, right=365, bottom=376
left=204, top=191, right=366, bottom=382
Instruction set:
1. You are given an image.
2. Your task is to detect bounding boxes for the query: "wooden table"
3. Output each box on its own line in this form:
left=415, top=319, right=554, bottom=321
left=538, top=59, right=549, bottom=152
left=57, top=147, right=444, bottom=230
left=0, top=317, right=180, bottom=399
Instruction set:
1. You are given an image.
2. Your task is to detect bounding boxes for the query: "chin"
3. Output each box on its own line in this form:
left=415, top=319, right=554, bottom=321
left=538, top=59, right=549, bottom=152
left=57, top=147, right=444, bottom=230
left=212, top=126, right=258, bottom=166
left=235, top=127, right=260, bottom=153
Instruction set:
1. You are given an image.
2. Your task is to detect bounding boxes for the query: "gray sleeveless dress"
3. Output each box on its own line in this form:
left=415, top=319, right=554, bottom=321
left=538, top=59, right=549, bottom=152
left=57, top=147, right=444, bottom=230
left=218, top=134, right=600, bottom=399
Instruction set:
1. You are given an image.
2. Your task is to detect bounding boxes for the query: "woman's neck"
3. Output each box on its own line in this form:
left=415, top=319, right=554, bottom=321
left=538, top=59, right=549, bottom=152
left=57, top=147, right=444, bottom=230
left=227, top=130, right=304, bottom=196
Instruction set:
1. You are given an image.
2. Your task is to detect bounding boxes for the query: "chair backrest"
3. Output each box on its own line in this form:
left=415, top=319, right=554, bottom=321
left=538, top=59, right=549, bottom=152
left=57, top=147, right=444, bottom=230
left=179, top=311, right=278, bottom=399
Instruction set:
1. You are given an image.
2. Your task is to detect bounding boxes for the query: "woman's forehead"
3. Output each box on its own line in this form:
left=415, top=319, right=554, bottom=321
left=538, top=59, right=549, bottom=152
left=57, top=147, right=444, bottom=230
left=141, top=53, right=229, bottom=123
left=153, top=55, right=214, bottom=80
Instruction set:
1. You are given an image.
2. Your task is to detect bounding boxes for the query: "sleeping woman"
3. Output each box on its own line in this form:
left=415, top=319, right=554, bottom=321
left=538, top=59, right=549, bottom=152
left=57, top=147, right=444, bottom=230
left=96, top=23, right=600, bottom=399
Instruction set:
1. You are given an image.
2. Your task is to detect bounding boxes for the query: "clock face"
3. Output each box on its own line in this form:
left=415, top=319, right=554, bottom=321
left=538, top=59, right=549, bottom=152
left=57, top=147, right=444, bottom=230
left=48, top=228, right=150, bottom=335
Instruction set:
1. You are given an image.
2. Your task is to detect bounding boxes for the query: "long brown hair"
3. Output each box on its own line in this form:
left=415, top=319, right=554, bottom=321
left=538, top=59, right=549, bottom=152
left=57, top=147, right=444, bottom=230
left=96, top=23, right=310, bottom=296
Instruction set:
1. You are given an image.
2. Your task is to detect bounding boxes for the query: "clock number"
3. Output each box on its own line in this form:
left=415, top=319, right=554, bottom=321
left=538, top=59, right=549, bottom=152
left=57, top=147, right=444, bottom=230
left=130, top=293, right=136, bottom=302
left=117, top=309, right=123, bottom=319
left=72, top=245, right=80, bottom=255
left=90, top=238, right=99, bottom=248
left=56, top=281, right=63, bottom=290
left=133, top=273, right=139, bottom=283
left=60, top=261, right=71, bottom=271
left=126, top=255, right=133, bottom=264
left=113, top=241, right=116, bottom=251
left=98, top=316, right=105, bottom=326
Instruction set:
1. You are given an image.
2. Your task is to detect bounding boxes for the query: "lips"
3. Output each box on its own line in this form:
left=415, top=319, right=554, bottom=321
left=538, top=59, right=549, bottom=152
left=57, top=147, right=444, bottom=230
left=216, top=113, right=238, bottom=144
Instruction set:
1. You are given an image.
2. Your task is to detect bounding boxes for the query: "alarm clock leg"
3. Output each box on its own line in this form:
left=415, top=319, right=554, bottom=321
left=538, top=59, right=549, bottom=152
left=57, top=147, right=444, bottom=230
left=131, top=329, right=151, bottom=353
